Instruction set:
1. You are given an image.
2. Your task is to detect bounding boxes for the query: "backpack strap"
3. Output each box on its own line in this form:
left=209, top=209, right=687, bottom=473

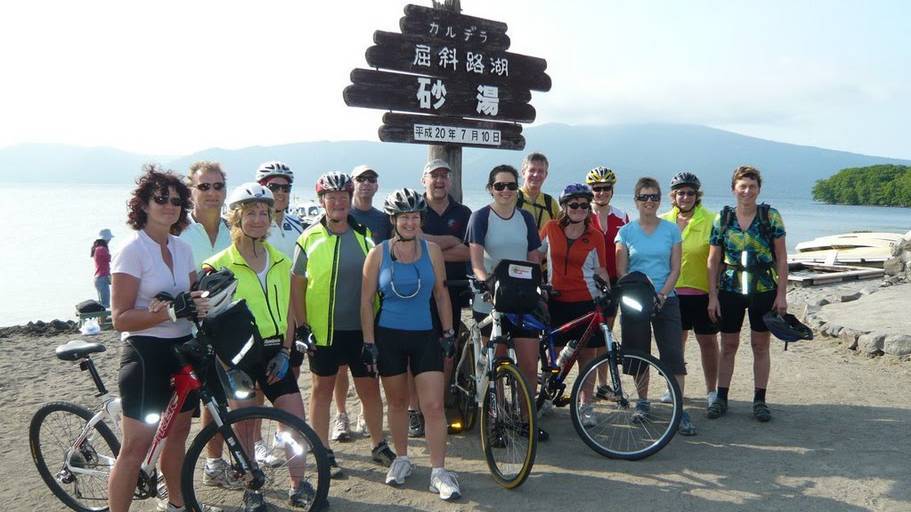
left=516, top=189, right=526, bottom=209
left=543, top=192, right=555, bottom=219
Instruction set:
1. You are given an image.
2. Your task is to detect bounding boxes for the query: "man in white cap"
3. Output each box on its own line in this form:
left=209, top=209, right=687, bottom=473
left=350, top=164, right=391, bottom=244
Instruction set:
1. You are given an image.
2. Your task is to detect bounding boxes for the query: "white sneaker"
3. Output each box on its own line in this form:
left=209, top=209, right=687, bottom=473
left=157, top=500, right=222, bottom=512
left=579, top=403, right=597, bottom=428
left=331, top=412, right=352, bottom=442
left=430, top=468, right=461, bottom=501
left=254, top=439, right=270, bottom=465
left=707, top=390, right=718, bottom=406
left=385, top=455, right=414, bottom=486
left=660, top=388, right=673, bottom=404
left=203, top=458, right=244, bottom=489
left=354, top=412, right=367, bottom=435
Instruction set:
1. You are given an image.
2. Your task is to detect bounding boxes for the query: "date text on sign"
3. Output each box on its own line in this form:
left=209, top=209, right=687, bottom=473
left=413, top=124, right=501, bottom=146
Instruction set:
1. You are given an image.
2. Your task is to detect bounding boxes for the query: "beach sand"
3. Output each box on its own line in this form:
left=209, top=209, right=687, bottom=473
left=3, top=287, right=910, bottom=512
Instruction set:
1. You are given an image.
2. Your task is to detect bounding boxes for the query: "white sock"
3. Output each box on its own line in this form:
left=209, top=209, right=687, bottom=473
left=205, top=457, right=223, bottom=466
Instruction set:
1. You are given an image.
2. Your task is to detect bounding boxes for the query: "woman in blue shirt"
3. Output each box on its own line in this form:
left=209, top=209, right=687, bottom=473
left=616, top=177, right=694, bottom=435
left=360, top=188, right=460, bottom=501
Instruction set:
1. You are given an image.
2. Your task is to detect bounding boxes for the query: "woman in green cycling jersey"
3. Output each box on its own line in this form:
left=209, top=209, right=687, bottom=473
left=202, top=182, right=313, bottom=508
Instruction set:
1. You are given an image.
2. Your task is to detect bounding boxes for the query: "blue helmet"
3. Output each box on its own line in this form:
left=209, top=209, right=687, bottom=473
left=559, top=183, right=594, bottom=205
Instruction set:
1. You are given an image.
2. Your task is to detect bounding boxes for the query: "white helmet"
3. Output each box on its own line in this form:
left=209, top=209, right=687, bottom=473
left=255, top=161, right=294, bottom=183
left=227, top=182, right=274, bottom=211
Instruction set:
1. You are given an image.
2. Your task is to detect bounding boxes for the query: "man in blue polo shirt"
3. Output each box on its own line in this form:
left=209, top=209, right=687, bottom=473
left=407, top=159, right=472, bottom=436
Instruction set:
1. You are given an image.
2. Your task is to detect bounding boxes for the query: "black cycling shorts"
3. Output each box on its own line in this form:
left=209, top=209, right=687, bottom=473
left=677, top=294, right=720, bottom=335
left=308, top=330, right=371, bottom=378
left=375, top=326, right=444, bottom=377
left=235, top=344, right=300, bottom=403
left=548, top=299, right=605, bottom=349
left=473, top=310, right=541, bottom=339
left=119, top=335, right=199, bottom=421
left=718, top=290, right=777, bottom=333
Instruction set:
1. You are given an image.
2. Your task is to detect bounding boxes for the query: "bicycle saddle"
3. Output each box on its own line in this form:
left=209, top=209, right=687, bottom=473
left=55, top=339, right=107, bottom=361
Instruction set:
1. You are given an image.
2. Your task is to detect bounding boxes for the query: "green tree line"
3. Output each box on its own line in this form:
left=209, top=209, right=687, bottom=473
left=812, top=164, right=911, bottom=207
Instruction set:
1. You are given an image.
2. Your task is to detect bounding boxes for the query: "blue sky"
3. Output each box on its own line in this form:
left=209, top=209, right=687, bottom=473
left=1, top=0, right=908, bottom=158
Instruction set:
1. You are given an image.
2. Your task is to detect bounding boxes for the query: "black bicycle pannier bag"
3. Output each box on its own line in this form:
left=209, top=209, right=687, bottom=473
left=198, top=299, right=262, bottom=367
left=489, top=259, right=542, bottom=314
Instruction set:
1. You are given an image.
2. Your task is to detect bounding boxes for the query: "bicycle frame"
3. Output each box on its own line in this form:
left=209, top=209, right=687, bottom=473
left=453, top=309, right=520, bottom=407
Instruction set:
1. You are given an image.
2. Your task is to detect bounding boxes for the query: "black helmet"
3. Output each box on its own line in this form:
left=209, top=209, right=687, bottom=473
left=670, top=171, right=701, bottom=190
left=384, top=188, right=427, bottom=216
left=763, top=312, right=813, bottom=350
left=196, top=268, right=238, bottom=319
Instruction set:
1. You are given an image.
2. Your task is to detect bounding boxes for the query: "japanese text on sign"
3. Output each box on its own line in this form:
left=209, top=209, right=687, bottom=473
left=414, top=124, right=502, bottom=146
left=412, top=44, right=509, bottom=77
left=428, top=22, right=489, bottom=43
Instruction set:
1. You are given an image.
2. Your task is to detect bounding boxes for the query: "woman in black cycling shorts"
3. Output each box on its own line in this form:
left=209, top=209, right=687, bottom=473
left=202, top=182, right=313, bottom=509
left=360, top=188, right=461, bottom=501
left=109, top=166, right=210, bottom=512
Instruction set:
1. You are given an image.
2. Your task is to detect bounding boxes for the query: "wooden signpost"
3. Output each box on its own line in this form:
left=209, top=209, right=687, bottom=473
left=343, top=1, right=550, bottom=201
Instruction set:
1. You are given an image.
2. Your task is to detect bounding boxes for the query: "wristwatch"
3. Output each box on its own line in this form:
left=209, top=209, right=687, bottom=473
left=442, top=328, right=455, bottom=337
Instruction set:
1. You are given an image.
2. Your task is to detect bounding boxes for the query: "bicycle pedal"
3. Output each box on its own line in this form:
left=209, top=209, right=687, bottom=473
left=554, top=397, right=571, bottom=407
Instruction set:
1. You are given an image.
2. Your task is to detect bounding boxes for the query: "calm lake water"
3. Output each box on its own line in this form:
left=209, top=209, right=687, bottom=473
left=2, top=183, right=909, bottom=326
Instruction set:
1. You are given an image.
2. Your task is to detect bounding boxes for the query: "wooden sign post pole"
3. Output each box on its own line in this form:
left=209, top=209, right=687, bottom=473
left=428, top=0, right=463, bottom=202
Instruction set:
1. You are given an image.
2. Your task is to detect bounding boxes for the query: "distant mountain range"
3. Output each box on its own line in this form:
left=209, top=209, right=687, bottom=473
left=4, top=124, right=909, bottom=198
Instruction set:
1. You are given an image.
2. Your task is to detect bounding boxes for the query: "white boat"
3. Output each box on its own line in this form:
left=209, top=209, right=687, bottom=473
left=789, top=231, right=905, bottom=266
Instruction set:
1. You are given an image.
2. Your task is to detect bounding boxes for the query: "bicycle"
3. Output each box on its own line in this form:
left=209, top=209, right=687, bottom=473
left=30, top=303, right=330, bottom=512
left=448, top=275, right=537, bottom=489
left=528, top=273, right=684, bottom=460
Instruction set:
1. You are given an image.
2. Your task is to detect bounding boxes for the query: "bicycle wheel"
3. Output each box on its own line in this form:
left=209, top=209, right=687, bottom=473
left=453, top=341, right=479, bottom=432
left=570, top=351, right=682, bottom=460
left=479, top=361, right=537, bottom=489
left=182, top=406, right=330, bottom=512
left=29, top=401, right=120, bottom=512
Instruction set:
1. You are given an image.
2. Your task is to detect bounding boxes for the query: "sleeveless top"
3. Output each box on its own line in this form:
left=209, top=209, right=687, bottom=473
left=378, top=239, right=436, bottom=331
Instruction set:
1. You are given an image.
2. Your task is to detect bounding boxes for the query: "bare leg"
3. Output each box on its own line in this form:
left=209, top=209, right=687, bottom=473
left=750, top=330, right=771, bottom=389
left=379, top=374, right=409, bottom=456
left=576, top=347, right=598, bottom=404
left=202, top=407, right=223, bottom=460
left=334, top=366, right=350, bottom=415
left=158, top=410, right=194, bottom=506
left=353, top=376, right=385, bottom=447
left=513, top=337, right=539, bottom=399
left=309, top=373, right=338, bottom=446
left=718, top=332, right=741, bottom=389
left=694, top=332, right=720, bottom=394
left=415, top=371, right=447, bottom=467
left=108, top=417, right=156, bottom=512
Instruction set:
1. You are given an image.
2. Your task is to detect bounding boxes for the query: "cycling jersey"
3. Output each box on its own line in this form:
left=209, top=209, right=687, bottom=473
left=203, top=241, right=292, bottom=340
left=179, top=215, right=232, bottom=272
left=293, top=216, right=378, bottom=346
left=590, top=206, right=629, bottom=280
left=709, top=206, right=786, bottom=294
left=538, top=220, right=606, bottom=302
left=377, top=239, right=436, bottom=330
left=660, top=204, right=714, bottom=293
left=267, top=212, right=308, bottom=260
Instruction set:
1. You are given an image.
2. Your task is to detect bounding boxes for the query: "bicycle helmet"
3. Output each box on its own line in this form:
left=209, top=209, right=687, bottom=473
left=315, top=171, right=354, bottom=195
left=559, top=183, right=594, bottom=205
left=762, top=312, right=813, bottom=350
left=586, top=166, right=617, bottom=185
left=384, top=188, right=427, bottom=216
left=255, top=161, right=294, bottom=184
left=226, top=182, right=274, bottom=211
left=196, top=268, right=239, bottom=319
left=670, top=171, right=701, bottom=190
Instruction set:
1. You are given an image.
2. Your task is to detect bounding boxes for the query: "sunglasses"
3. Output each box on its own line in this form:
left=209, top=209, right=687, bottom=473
left=674, top=190, right=696, bottom=197
left=355, top=175, right=377, bottom=183
left=591, top=185, right=613, bottom=193
left=266, top=183, right=292, bottom=193
left=492, top=182, right=518, bottom=191
left=152, top=195, right=184, bottom=207
left=195, top=182, right=225, bottom=192
left=566, top=202, right=591, bottom=210
left=635, top=193, right=661, bottom=202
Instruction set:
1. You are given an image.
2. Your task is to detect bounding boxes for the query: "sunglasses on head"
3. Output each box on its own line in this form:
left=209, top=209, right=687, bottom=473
left=492, top=182, right=518, bottom=191
left=591, top=185, right=613, bottom=193
left=566, top=202, right=591, bottom=210
left=152, top=195, right=184, bottom=207
left=355, top=175, right=377, bottom=183
left=266, top=183, right=292, bottom=193
left=636, top=193, right=661, bottom=202
left=195, top=182, right=225, bottom=192
left=674, top=189, right=696, bottom=197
